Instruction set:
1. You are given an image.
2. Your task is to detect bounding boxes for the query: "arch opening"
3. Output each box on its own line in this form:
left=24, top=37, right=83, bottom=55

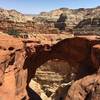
left=30, top=59, right=75, bottom=100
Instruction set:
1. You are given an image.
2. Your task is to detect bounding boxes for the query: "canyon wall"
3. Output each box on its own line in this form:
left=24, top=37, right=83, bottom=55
left=41, top=6, right=100, bottom=34
left=0, top=19, right=59, bottom=35
left=0, top=7, right=100, bottom=35
left=0, top=8, right=59, bottom=34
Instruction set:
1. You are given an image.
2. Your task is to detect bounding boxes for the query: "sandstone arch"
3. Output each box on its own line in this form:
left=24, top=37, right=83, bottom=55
left=24, top=37, right=99, bottom=94
left=0, top=34, right=100, bottom=99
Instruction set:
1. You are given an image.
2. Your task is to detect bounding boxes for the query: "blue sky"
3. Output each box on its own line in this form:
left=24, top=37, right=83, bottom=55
left=0, top=0, right=100, bottom=14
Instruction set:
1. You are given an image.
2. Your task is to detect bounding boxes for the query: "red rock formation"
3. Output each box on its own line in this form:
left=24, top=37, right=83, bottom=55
left=0, top=33, right=27, bottom=100
left=92, top=44, right=100, bottom=70
left=0, top=33, right=100, bottom=100
left=65, top=74, right=100, bottom=100
left=24, top=35, right=100, bottom=100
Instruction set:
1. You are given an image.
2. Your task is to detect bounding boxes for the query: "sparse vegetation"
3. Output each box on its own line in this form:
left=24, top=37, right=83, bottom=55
left=7, top=28, right=20, bottom=37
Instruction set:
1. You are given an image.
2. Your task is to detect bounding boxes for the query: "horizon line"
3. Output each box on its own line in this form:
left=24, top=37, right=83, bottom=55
left=0, top=5, right=100, bottom=14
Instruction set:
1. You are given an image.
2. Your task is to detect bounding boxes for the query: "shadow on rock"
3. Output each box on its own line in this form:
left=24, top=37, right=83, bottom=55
left=27, top=87, right=42, bottom=100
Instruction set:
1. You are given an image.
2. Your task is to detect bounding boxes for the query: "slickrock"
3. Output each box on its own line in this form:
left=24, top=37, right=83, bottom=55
left=65, top=74, right=100, bottom=100
left=0, top=33, right=27, bottom=100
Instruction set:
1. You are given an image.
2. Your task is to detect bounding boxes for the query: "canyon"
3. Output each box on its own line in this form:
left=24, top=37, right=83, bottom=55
left=0, top=6, right=100, bottom=35
left=0, top=6, right=100, bottom=100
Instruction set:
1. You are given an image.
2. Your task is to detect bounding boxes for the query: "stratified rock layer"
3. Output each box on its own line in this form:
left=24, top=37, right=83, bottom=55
left=1, top=7, right=100, bottom=34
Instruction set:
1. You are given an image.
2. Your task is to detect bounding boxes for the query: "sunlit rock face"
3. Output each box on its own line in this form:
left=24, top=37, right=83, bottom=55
left=53, top=7, right=100, bottom=34
left=74, top=18, right=100, bottom=35
left=65, top=74, right=100, bottom=100
left=0, top=7, right=100, bottom=100
left=0, top=33, right=28, bottom=100
left=0, top=8, right=59, bottom=34
left=1, top=7, right=100, bottom=35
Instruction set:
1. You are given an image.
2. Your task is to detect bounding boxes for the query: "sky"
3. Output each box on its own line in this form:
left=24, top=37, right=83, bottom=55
left=0, top=0, right=100, bottom=14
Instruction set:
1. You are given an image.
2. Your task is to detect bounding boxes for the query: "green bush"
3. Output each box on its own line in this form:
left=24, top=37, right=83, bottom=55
left=7, top=28, right=20, bottom=37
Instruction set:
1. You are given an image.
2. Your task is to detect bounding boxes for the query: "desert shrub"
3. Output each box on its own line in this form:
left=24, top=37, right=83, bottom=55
left=7, top=28, right=20, bottom=37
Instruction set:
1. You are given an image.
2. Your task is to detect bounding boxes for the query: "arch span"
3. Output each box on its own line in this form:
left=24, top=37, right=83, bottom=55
left=24, top=37, right=99, bottom=90
left=0, top=34, right=100, bottom=99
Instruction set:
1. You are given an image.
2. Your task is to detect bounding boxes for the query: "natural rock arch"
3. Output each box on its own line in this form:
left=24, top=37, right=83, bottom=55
left=0, top=34, right=100, bottom=99
left=24, top=37, right=97, bottom=93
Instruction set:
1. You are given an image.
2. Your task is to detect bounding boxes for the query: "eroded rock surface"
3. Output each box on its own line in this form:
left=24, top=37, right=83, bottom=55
left=0, top=33, right=27, bottom=100
left=65, top=74, right=100, bottom=100
left=1, top=7, right=100, bottom=34
left=0, top=33, right=100, bottom=100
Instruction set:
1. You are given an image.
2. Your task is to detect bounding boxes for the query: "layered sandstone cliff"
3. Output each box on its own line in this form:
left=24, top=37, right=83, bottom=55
left=0, top=8, right=59, bottom=34
left=39, top=6, right=100, bottom=34
left=0, top=7, right=100, bottom=35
